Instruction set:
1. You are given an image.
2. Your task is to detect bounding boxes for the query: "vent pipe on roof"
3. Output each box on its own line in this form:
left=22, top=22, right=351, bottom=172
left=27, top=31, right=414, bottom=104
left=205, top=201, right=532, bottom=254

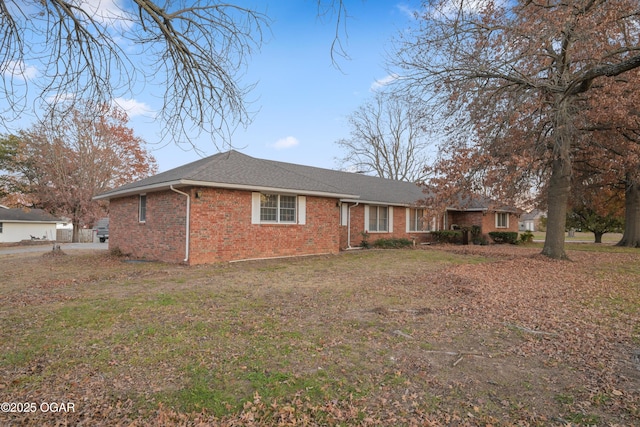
left=170, top=186, right=190, bottom=263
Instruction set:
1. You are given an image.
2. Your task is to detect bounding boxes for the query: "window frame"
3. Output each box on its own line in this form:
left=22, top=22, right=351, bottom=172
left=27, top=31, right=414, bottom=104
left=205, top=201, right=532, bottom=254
left=407, top=208, right=431, bottom=232
left=495, top=212, right=509, bottom=228
left=139, top=194, right=147, bottom=223
left=368, top=205, right=389, bottom=232
left=0, top=222, right=3, bottom=233
left=257, top=193, right=300, bottom=224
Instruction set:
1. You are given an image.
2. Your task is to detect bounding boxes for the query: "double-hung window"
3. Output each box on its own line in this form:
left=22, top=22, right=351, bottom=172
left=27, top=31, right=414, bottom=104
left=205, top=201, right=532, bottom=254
left=260, top=194, right=296, bottom=223
left=408, top=208, right=427, bottom=232
left=496, top=212, right=509, bottom=228
left=252, top=193, right=305, bottom=224
left=368, top=206, right=388, bottom=232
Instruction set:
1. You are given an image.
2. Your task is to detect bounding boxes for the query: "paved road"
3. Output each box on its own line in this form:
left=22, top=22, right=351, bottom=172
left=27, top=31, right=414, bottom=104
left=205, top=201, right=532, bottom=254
left=0, top=242, right=108, bottom=255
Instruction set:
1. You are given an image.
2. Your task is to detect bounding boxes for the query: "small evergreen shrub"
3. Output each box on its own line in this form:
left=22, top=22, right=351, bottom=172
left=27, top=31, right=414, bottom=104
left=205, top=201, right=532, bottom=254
left=360, top=231, right=370, bottom=249
left=488, top=231, right=518, bottom=244
left=372, top=238, right=413, bottom=249
left=519, top=230, right=534, bottom=244
left=431, top=230, right=462, bottom=244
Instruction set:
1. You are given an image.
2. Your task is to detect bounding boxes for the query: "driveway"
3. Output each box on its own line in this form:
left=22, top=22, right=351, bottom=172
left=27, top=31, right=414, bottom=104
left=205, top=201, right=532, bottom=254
left=0, top=242, right=108, bottom=255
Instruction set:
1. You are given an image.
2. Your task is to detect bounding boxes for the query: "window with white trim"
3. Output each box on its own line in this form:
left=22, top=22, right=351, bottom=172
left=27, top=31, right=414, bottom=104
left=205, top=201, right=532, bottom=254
left=139, top=194, right=147, bottom=223
left=252, top=193, right=305, bottom=225
left=0, top=222, right=3, bottom=233
left=408, top=208, right=429, bottom=232
left=369, top=206, right=388, bottom=232
left=261, top=194, right=296, bottom=223
left=496, top=212, right=509, bottom=228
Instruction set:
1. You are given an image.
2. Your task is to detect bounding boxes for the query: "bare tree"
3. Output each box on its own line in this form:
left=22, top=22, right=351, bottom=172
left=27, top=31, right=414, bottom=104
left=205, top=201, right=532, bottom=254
left=393, top=0, right=640, bottom=259
left=0, top=1, right=351, bottom=149
left=336, top=92, right=431, bottom=182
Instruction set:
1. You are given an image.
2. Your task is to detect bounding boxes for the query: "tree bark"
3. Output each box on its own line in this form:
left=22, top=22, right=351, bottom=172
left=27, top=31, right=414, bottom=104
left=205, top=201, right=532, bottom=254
left=72, top=218, right=80, bottom=243
left=594, top=232, right=603, bottom=243
left=542, top=105, right=572, bottom=260
left=617, top=173, right=640, bottom=247
left=542, top=156, right=571, bottom=259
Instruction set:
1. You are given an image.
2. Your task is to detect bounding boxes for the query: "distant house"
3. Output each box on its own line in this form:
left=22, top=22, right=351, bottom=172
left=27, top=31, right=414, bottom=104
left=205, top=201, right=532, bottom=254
left=519, top=209, right=545, bottom=232
left=0, top=205, right=62, bottom=243
left=444, top=195, right=521, bottom=236
left=95, top=151, right=520, bottom=264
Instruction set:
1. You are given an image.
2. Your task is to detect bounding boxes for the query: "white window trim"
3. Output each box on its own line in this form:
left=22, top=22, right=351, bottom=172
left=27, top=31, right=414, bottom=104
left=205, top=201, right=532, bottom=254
left=495, top=212, right=509, bottom=228
left=251, top=192, right=306, bottom=225
left=406, top=208, right=431, bottom=233
left=365, top=205, right=392, bottom=233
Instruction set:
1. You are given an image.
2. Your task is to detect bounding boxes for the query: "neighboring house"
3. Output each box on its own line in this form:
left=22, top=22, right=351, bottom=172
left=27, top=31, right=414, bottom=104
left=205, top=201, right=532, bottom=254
left=519, top=209, right=545, bottom=232
left=0, top=205, right=62, bottom=243
left=94, top=150, right=518, bottom=264
left=443, top=194, right=521, bottom=237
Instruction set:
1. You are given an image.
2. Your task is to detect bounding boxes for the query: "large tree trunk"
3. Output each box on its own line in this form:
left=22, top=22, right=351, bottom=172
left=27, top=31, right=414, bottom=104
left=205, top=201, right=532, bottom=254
left=542, top=156, right=571, bottom=259
left=594, top=232, right=603, bottom=244
left=617, top=173, right=640, bottom=247
left=542, top=106, right=572, bottom=260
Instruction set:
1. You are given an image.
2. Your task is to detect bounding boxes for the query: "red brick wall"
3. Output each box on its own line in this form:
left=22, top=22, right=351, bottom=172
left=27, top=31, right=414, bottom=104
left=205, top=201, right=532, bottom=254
left=111, top=187, right=343, bottom=264
left=340, top=204, right=431, bottom=248
left=188, top=188, right=341, bottom=264
left=108, top=191, right=188, bottom=263
left=445, top=210, right=520, bottom=236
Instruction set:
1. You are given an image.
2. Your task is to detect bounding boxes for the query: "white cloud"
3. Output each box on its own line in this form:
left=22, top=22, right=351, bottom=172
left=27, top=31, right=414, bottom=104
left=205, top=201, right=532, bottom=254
left=1, top=60, right=38, bottom=80
left=370, top=73, right=399, bottom=91
left=270, top=136, right=299, bottom=150
left=111, top=97, right=155, bottom=118
left=396, top=3, right=419, bottom=20
left=77, top=0, right=134, bottom=29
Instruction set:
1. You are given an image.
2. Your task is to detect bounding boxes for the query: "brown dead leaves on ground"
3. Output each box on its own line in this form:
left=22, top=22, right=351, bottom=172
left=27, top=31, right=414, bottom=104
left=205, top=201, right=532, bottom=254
left=0, top=245, right=638, bottom=426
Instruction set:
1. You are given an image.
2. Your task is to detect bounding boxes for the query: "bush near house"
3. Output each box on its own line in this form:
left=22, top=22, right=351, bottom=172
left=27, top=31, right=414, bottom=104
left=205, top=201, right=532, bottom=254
left=519, top=230, right=534, bottom=244
left=431, top=230, right=462, bottom=244
left=372, top=238, right=413, bottom=248
left=489, top=231, right=518, bottom=244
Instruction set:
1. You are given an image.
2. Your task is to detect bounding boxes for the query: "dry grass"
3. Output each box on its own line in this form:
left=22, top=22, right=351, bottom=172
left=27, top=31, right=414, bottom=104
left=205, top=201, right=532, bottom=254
left=0, top=245, right=638, bottom=426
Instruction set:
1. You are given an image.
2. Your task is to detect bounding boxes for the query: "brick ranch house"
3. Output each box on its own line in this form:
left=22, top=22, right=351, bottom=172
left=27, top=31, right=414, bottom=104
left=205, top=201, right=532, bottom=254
left=94, top=150, right=519, bottom=264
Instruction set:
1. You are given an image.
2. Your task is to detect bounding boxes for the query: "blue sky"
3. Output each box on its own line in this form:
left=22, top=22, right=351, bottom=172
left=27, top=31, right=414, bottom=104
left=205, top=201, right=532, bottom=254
left=148, top=1, right=416, bottom=172
left=2, top=1, right=417, bottom=173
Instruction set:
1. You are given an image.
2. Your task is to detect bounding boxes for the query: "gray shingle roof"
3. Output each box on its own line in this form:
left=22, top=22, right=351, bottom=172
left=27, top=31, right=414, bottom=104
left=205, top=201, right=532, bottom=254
left=0, top=207, right=62, bottom=223
left=95, top=150, right=429, bottom=206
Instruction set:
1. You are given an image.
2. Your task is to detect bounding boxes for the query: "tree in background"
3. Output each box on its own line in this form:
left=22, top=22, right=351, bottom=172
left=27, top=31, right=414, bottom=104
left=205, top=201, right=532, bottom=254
left=566, top=179, right=625, bottom=243
left=572, top=68, right=640, bottom=247
left=336, top=92, right=431, bottom=182
left=393, top=0, right=640, bottom=259
left=0, top=103, right=157, bottom=242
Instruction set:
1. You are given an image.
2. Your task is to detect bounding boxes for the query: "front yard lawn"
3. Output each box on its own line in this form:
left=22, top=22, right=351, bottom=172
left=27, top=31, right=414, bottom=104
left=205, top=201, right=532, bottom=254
left=1, top=245, right=638, bottom=425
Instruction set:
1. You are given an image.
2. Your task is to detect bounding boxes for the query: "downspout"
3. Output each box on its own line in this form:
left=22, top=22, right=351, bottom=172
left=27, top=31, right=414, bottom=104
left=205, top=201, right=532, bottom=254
left=347, top=202, right=359, bottom=249
left=170, top=186, right=190, bottom=263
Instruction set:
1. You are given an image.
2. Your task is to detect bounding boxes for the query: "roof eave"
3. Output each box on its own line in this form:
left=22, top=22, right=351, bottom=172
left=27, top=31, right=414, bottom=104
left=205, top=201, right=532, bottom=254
left=340, top=198, right=427, bottom=207
left=93, top=179, right=360, bottom=201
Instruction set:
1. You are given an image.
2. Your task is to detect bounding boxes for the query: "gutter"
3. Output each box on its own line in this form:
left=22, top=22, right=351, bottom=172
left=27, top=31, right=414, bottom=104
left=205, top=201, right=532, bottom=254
left=347, top=202, right=360, bottom=249
left=170, top=186, right=190, bottom=263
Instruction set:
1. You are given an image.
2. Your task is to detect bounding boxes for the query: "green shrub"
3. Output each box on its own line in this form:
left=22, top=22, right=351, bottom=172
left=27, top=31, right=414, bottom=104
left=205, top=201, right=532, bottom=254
left=431, top=230, right=462, bottom=244
left=519, top=230, right=534, bottom=244
left=488, top=231, right=518, bottom=244
left=360, top=231, right=370, bottom=249
left=372, top=238, right=413, bottom=249
left=470, top=225, right=483, bottom=244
